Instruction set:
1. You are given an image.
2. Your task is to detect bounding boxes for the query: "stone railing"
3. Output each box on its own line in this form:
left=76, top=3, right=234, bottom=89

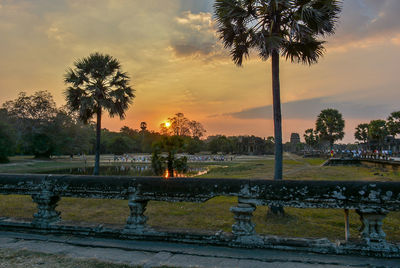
left=0, top=174, right=399, bottom=257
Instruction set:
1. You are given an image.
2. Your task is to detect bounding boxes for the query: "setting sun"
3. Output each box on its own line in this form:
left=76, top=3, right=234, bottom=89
left=165, top=121, right=171, bottom=128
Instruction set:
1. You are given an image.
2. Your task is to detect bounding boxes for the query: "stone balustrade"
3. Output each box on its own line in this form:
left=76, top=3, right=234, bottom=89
left=0, top=173, right=399, bottom=257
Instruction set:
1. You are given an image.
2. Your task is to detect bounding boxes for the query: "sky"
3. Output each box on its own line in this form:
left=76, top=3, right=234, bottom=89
left=0, top=0, right=399, bottom=143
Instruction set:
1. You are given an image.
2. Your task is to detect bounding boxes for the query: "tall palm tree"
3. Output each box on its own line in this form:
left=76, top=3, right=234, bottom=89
left=214, top=0, right=342, bottom=181
left=64, top=52, right=135, bottom=175
left=315, top=108, right=345, bottom=150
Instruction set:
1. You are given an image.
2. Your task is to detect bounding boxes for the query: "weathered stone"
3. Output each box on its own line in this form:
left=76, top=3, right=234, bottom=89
left=2, top=174, right=400, bottom=211
left=231, top=203, right=256, bottom=236
left=124, top=186, right=149, bottom=233
left=231, top=190, right=258, bottom=238
left=1, top=173, right=400, bottom=257
left=356, top=208, right=388, bottom=244
left=31, top=178, right=60, bottom=227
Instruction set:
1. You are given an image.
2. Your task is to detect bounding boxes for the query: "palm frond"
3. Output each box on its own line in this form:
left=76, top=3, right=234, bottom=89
left=214, top=0, right=342, bottom=65
left=281, top=38, right=325, bottom=65
left=64, top=53, right=135, bottom=124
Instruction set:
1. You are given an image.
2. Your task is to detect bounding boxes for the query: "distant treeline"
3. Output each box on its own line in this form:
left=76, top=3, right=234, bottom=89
left=0, top=91, right=275, bottom=162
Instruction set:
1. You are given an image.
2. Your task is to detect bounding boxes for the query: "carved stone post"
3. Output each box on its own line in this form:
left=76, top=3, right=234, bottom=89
left=356, top=208, right=388, bottom=244
left=230, top=200, right=256, bottom=236
left=230, top=183, right=265, bottom=246
left=230, top=194, right=263, bottom=245
left=230, top=184, right=261, bottom=237
left=124, top=186, right=149, bottom=233
left=31, top=178, right=60, bottom=227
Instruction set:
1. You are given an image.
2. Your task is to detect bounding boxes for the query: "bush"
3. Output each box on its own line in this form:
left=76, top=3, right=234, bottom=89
left=0, top=121, right=16, bottom=163
left=151, top=150, right=165, bottom=176
left=174, top=156, right=188, bottom=173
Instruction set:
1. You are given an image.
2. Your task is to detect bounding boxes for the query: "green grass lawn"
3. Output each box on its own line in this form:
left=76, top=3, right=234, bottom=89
left=0, top=153, right=399, bottom=243
left=0, top=156, right=88, bottom=174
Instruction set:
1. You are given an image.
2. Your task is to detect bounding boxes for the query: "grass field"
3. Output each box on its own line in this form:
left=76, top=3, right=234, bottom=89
left=0, top=153, right=399, bottom=243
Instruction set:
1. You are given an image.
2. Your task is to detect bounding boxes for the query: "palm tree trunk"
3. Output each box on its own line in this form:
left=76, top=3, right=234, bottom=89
left=272, top=50, right=283, bottom=180
left=93, top=108, right=102, bottom=176
left=269, top=50, right=284, bottom=216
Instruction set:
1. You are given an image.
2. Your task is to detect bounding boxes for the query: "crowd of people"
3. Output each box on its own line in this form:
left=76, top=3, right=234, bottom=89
left=331, top=149, right=395, bottom=161
left=111, top=154, right=235, bottom=163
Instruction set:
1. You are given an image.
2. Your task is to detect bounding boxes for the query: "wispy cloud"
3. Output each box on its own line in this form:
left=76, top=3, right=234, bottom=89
left=328, top=0, right=400, bottom=50
left=223, top=88, right=399, bottom=121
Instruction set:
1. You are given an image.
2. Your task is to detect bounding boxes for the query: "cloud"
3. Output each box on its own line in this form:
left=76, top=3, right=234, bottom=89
left=224, top=88, right=399, bottom=121
left=177, top=0, right=214, bottom=13
left=0, top=0, right=183, bottom=91
left=169, top=11, right=226, bottom=60
left=328, top=0, right=400, bottom=50
left=169, top=1, right=400, bottom=60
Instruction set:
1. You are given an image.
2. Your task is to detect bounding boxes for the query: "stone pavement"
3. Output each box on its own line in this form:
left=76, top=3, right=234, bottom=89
left=0, top=231, right=399, bottom=267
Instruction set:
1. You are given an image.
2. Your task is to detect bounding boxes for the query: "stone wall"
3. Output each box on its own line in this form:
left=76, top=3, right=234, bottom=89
left=0, top=174, right=399, bottom=257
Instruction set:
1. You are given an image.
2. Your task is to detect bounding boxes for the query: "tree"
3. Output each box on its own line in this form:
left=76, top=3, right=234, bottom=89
left=140, top=122, right=147, bottom=132
left=2, top=91, right=96, bottom=157
left=315, top=109, right=345, bottom=149
left=265, top=136, right=275, bottom=154
left=47, top=108, right=94, bottom=156
left=152, top=136, right=186, bottom=177
left=214, top=0, right=342, bottom=181
left=387, top=111, right=400, bottom=138
left=2, top=91, right=57, bottom=122
left=0, top=120, right=16, bottom=163
left=186, top=137, right=204, bottom=154
left=2, top=91, right=59, bottom=158
left=161, top=113, right=190, bottom=136
left=121, top=126, right=138, bottom=137
left=151, top=147, right=165, bottom=176
left=368, top=120, right=388, bottom=150
left=354, top=123, right=369, bottom=144
left=188, top=120, right=206, bottom=138
left=304, top=128, right=319, bottom=149
left=31, top=132, right=54, bottom=158
left=207, top=135, right=233, bottom=154
left=107, top=136, right=132, bottom=155
left=65, top=52, right=135, bottom=175
left=160, top=113, right=206, bottom=138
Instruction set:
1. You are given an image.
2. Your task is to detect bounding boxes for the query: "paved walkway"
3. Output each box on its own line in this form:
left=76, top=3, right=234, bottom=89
left=0, top=232, right=399, bottom=267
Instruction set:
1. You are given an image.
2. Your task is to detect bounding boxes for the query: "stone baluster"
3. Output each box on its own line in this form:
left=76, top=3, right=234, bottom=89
left=230, top=198, right=256, bottom=236
left=230, top=185, right=263, bottom=245
left=356, top=208, right=388, bottom=244
left=31, top=177, right=60, bottom=228
left=124, top=186, right=149, bottom=234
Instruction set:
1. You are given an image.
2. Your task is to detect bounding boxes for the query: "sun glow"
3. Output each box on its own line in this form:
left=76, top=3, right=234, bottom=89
left=163, top=169, right=170, bottom=179
left=165, top=121, right=171, bottom=128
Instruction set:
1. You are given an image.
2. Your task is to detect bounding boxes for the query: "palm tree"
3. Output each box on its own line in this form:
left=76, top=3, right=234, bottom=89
left=64, top=52, right=135, bottom=175
left=387, top=111, right=400, bottom=138
left=315, top=108, right=345, bottom=150
left=368, top=120, right=388, bottom=151
left=214, top=0, right=342, bottom=181
left=355, top=123, right=369, bottom=146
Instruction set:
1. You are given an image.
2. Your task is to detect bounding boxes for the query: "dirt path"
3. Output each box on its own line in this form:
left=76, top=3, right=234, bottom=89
left=0, top=231, right=397, bottom=268
left=283, top=153, right=314, bottom=177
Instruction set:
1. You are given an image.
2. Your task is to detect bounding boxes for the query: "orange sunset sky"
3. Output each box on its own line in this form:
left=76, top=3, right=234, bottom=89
left=0, top=0, right=399, bottom=143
